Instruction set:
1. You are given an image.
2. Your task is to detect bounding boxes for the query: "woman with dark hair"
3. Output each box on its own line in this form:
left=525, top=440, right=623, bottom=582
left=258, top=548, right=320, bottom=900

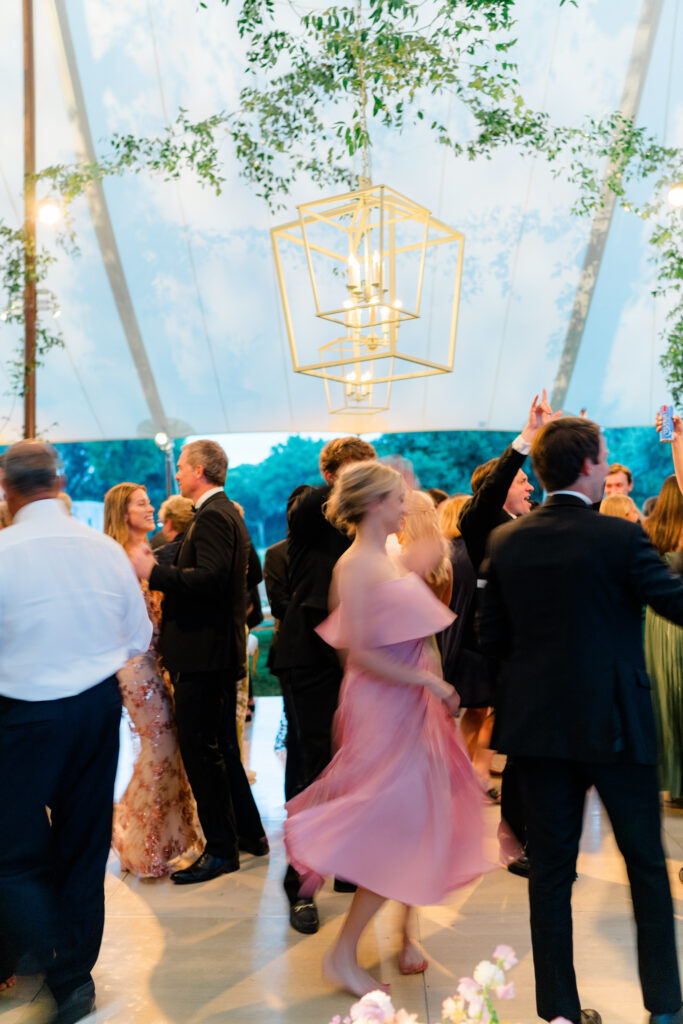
left=644, top=475, right=683, bottom=802
left=104, top=483, right=200, bottom=875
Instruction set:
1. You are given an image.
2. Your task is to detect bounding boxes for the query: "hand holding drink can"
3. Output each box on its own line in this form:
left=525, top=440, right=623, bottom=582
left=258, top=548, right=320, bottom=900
left=660, top=404, right=675, bottom=442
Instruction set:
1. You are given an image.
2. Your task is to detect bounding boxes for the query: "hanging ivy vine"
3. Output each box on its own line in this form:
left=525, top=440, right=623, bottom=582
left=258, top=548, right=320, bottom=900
left=3, top=0, right=683, bottom=403
left=0, top=223, right=64, bottom=397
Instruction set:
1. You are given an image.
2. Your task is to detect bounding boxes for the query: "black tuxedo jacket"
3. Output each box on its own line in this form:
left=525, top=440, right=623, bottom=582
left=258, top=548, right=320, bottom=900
left=458, top=443, right=525, bottom=575
left=478, top=493, right=683, bottom=763
left=273, top=483, right=349, bottom=672
left=149, top=491, right=249, bottom=679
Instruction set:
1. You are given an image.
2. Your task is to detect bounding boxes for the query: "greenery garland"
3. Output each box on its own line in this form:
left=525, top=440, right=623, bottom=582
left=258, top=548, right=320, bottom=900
left=2, top=0, right=683, bottom=406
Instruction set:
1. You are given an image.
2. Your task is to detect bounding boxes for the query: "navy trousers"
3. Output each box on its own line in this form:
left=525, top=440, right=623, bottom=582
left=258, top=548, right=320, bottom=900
left=0, top=677, right=121, bottom=1002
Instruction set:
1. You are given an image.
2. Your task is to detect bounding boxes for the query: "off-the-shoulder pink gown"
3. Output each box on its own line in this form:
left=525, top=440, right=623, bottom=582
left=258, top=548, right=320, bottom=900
left=284, top=573, right=506, bottom=906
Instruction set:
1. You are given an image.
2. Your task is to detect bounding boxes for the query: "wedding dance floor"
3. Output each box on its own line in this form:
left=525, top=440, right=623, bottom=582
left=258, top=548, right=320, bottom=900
left=2, top=696, right=683, bottom=1024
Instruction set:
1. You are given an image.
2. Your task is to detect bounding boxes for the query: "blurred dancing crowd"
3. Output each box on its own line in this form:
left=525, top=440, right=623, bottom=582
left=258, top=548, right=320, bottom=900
left=2, top=392, right=683, bottom=1024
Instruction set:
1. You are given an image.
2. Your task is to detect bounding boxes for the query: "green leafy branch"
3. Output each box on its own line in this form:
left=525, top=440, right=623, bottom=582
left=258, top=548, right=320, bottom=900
left=0, top=223, right=64, bottom=396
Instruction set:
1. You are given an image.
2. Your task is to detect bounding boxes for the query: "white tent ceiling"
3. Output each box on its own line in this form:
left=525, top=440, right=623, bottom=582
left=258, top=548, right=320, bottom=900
left=0, top=0, right=681, bottom=442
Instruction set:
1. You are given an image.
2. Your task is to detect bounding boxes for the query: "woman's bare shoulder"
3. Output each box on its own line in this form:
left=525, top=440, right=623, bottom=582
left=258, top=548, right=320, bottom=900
left=335, top=548, right=404, bottom=591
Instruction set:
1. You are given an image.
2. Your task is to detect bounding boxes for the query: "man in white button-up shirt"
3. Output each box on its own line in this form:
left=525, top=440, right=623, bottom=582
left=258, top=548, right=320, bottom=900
left=0, top=440, right=151, bottom=1024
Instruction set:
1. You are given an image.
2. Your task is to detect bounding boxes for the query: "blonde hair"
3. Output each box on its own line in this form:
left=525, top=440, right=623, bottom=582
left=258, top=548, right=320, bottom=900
left=325, top=461, right=400, bottom=534
left=398, top=490, right=452, bottom=592
left=159, top=495, right=194, bottom=533
left=599, top=494, right=641, bottom=522
left=104, top=482, right=146, bottom=549
left=438, top=494, right=470, bottom=539
left=0, top=501, right=11, bottom=528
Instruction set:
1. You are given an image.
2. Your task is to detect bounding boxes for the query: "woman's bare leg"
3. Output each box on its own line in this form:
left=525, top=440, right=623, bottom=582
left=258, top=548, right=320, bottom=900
left=472, top=710, right=495, bottom=782
left=460, top=707, right=487, bottom=761
left=398, top=906, right=428, bottom=974
left=323, top=887, right=388, bottom=996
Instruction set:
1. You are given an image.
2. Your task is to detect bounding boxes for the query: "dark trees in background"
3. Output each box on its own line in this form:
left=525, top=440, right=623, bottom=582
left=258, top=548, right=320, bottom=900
left=5, top=426, right=667, bottom=546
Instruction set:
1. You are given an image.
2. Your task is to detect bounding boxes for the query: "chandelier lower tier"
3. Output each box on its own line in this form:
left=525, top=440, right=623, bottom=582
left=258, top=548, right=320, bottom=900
left=271, top=183, right=465, bottom=416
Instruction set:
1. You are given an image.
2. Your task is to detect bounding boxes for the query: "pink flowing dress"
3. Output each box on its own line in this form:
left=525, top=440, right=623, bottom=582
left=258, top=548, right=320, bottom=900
left=284, top=573, right=507, bottom=906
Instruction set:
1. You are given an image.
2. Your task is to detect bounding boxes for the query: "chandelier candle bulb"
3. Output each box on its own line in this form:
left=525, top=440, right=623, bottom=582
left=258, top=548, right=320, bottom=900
left=371, top=250, right=381, bottom=287
left=348, top=255, right=361, bottom=288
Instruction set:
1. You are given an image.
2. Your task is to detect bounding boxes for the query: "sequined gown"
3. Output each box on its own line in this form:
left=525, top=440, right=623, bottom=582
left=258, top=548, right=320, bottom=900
left=112, top=583, right=201, bottom=877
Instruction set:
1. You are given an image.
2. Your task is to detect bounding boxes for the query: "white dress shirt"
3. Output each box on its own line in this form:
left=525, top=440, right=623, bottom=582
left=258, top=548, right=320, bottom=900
left=194, top=486, right=223, bottom=510
left=548, top=490, right=592, bottom=505
left=0, top=499, right=152, bottom=701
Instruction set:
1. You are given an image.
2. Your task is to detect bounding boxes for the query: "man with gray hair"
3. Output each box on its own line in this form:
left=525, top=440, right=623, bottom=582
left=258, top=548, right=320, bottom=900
left=133, top=439, right=267, bottom=884
left=0, top=440, right=151, bottom=1023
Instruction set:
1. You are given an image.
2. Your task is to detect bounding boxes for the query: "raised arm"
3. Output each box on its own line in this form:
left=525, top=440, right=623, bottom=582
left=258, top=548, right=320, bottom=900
left=656, top=409, right=683, bottom=495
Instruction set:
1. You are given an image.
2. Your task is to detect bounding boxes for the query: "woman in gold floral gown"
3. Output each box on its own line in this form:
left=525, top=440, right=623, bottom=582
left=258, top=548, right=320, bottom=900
left=104, top=483, right=201, bottom=877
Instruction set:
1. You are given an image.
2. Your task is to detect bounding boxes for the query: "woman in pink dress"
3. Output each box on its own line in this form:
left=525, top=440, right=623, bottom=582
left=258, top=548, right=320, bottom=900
left=104, top=483, right=201, bottom=877
left=284, top=462, right=506, bottom=997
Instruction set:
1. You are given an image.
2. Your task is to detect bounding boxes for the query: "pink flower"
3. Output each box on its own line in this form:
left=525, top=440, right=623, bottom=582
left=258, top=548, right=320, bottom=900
left=349, top=990, right=395, bottom=1023
left=495, top=981, right=515, bottom=999
left=492, top=944, right=518, bottom=971
left=456, top=976, right=481, bottom=1001
left=549, top=1019, right=575, bottom=1024
left=441, top=996, right=462, bottom=1021
left=329, top=1017, right=342, bottom=1024
left=394, top=1011, right=419, bottom=1024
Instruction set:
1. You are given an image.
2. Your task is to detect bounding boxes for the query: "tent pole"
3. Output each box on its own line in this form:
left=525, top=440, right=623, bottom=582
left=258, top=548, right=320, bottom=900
left=23, top=0, right=36, bottom=439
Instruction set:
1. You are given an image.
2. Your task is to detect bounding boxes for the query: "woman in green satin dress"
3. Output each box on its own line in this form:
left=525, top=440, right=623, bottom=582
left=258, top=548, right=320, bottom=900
left=642, top=476, right=683, bottom=801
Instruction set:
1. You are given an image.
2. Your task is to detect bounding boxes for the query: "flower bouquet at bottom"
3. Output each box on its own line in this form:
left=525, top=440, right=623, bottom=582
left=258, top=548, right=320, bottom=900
left=328, top=946, right=573, bottom=1024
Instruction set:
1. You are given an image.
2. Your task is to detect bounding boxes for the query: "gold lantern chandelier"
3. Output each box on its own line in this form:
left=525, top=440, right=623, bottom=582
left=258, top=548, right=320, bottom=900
left=270, top=3, right=464, bottom=418
left=272, top=182, right=464, bottom=416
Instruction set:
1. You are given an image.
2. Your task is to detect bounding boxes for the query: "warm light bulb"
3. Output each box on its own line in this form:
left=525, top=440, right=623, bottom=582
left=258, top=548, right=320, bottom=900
left=393, top=299, right=403, bottom=310
left=38, top=200, right=62, bottom=226
left=154, top=431, right=169, bottom=448
left=668, top=183, right=683, bottom=208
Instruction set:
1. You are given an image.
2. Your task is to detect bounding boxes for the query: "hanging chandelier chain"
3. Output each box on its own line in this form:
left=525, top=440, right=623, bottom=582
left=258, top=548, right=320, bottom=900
left=355, top=0, right=371, bottom=188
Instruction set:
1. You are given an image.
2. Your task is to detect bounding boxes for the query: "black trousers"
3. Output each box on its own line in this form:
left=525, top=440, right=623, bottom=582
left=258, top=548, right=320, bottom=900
left=173, top=671, right=264, bottom=858
left=0, top=677, right=121, bottom=1003
left=517, top=757, right=682, bottom=1023
left=500, top=757, right=526, bottom=847
left=281, top=665, right=342, bottom=905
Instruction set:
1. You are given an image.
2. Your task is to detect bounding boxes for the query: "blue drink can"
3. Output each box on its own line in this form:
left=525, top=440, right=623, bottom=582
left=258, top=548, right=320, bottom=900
left=661, top=404, right=675, bottom=442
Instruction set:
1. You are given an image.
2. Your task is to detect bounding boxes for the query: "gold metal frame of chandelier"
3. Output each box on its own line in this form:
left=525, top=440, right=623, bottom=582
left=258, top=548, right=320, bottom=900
left=271, top=182, right=465, bottom=400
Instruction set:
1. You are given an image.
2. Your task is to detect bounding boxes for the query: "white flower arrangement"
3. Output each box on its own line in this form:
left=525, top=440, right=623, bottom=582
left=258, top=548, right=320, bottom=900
left=328, top=946, right=573, bottom=1024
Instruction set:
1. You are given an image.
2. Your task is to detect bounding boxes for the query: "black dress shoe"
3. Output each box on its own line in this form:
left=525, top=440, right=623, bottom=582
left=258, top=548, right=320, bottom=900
left=580, top=1011, right=602, bottom=1024
left=289, top=898, right=319, bottom=934
left=650, top=1007, right=683, bottom=1024
left=507, top=852, right=530, bottom=878
left=238, top=835, right=270, bottom=856
left=170, top=850, right=239, bottom=885
left=333, top=878, right=357, bottom=893
left=54, top=982, right=96, bottom=1023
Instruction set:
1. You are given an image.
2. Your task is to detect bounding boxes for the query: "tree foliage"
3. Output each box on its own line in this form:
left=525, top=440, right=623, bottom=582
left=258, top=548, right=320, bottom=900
left=55, top=439, right=169, bottom=517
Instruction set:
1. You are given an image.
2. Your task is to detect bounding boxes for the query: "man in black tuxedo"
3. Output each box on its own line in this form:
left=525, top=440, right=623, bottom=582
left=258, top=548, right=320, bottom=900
left=458, top=390, right=554, bottom=871
left=478, top=416, right=683, bottom=1024
left=275, top=436, right=376, bottom=932
left=133, top=440, right=267, bottom=884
